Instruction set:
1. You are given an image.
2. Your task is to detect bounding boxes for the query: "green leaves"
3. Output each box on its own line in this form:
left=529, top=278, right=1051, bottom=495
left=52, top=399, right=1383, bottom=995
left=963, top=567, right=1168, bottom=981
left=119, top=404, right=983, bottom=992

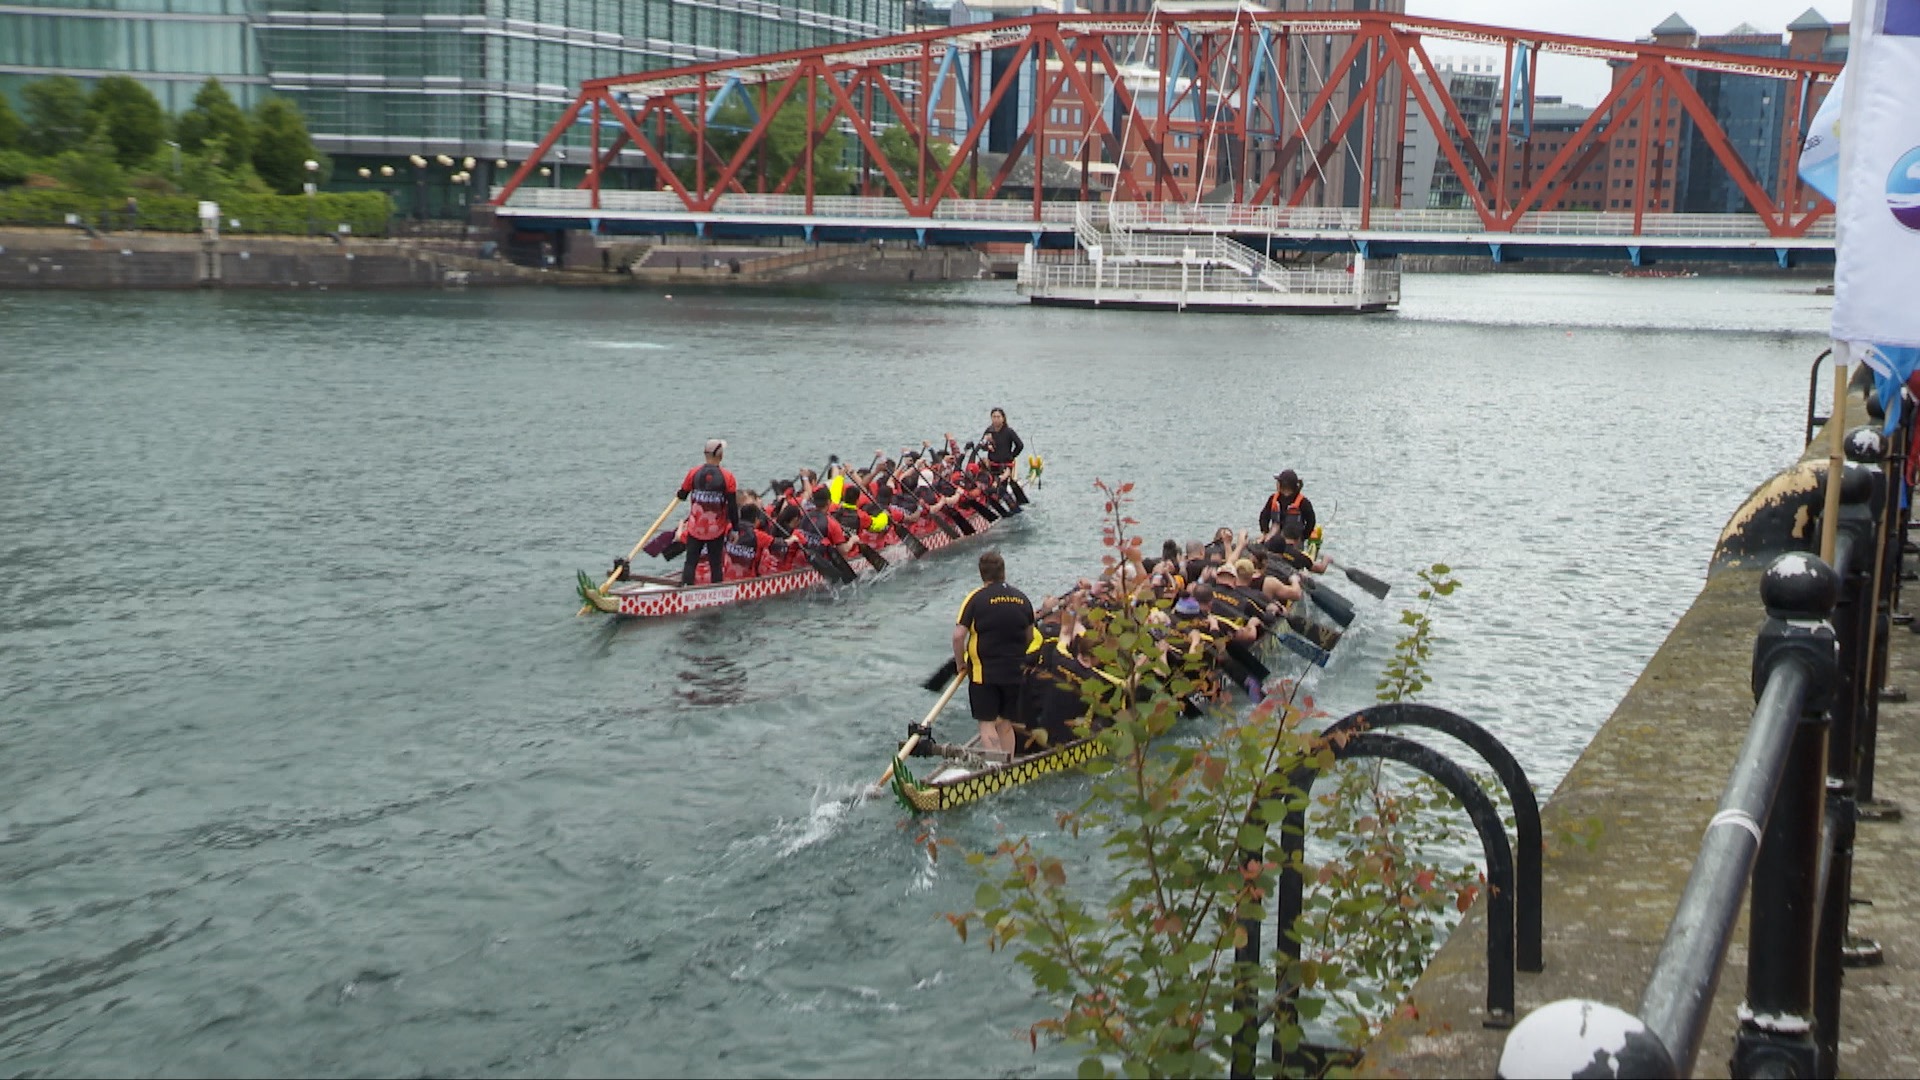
left=1376, top=563, right=1458, bottom=705
left=87, top=76, right=167, bottom=168
left=176, top=78, right=254, bottom=162
left=251, top=97, right=325, bottom=195
left=948, top=485, right=1474, bottom=1074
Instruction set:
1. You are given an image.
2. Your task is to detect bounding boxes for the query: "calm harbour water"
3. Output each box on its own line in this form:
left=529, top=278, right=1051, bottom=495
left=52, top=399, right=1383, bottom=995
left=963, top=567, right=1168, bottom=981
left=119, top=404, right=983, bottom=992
left=1, top=273, right=1829, bottom=1077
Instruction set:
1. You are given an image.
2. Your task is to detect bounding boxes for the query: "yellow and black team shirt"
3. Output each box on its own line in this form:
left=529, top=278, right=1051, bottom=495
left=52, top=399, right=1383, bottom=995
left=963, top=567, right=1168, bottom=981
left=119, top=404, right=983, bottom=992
left=956, top=582, right=1042, bottom=685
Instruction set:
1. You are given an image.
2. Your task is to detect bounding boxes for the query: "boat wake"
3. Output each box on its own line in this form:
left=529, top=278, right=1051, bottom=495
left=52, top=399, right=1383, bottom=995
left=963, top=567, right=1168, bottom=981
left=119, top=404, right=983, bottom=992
left=769, top=782, right=875, bottom=857
left=584, top=340, right=669, bottom=350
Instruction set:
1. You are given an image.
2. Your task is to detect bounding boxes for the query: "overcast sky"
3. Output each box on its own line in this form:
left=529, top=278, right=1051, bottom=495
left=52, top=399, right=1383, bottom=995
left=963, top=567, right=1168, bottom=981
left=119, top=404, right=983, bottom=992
left=1402, top=1, right=1845, bottom=103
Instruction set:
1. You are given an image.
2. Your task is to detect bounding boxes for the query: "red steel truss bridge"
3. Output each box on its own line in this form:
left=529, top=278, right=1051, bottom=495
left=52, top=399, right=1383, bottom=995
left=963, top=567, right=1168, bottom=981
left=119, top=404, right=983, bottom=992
left=489, top=10, right=1842, bottom=266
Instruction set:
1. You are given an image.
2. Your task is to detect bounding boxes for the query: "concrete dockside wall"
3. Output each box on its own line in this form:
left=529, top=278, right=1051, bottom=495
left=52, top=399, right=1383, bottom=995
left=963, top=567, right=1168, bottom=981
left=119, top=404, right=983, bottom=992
left=0, top=230, right=544, bottom=290
left=1364, top=373, right=1920, bottom=1077
left=0, top=229, right=989, bottom=290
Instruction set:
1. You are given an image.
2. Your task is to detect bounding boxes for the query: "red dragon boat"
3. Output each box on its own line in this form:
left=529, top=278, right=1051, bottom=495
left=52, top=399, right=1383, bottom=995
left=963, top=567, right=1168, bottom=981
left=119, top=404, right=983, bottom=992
left=575, top=508, right=1008, bottom=619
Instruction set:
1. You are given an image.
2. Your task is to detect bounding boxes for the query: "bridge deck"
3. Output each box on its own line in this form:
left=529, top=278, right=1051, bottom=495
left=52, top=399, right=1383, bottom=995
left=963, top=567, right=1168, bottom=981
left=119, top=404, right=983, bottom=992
left=492, top=190, right=1836, bottom=262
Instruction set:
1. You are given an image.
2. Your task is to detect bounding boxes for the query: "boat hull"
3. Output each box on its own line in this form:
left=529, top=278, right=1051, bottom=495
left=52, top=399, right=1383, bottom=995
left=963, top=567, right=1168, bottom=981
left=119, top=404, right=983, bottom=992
left=890, top=734, right=1110, bottom=813
left=580, top=511, right=996, bottom=618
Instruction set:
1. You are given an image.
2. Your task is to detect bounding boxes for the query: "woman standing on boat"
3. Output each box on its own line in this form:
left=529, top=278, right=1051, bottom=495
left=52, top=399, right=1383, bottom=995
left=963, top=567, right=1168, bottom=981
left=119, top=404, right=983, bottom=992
left=981, top=408, right=1024, bottom=477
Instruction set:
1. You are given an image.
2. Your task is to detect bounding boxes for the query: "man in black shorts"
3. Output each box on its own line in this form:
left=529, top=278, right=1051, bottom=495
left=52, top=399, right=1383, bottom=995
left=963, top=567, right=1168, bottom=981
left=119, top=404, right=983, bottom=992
left=952, top=550, right=1039, bottom=761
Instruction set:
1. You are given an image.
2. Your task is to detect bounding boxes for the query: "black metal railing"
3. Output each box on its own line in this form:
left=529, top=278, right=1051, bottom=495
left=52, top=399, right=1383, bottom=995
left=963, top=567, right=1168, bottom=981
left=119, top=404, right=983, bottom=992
left=1228, top=704, right=1541, bottom=1078
left=1498, top=401, right=1912, bottom=1078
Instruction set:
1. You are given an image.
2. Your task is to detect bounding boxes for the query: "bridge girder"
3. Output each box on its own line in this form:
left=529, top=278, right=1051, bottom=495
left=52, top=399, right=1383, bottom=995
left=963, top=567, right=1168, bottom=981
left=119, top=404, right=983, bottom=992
left=494, top=10, right=1841, bottom=240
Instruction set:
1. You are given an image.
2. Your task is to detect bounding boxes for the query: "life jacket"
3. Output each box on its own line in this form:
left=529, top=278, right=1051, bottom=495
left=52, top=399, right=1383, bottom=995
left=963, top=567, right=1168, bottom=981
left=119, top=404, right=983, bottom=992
left=797, top=506, right=837, bottom=542
left=686, top=464, right=732, bottom=541
left=1266, top=491, right=1308, bottom=533
left=723, top=524, right=762, bottom=576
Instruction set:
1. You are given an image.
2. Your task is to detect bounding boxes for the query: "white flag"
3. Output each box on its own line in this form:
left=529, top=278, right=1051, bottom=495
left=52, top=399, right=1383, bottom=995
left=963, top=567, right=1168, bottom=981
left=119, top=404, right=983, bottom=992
left=1833, top=0, right=1920, bottom=349
left=1796, top=69, right=1844, bottom=203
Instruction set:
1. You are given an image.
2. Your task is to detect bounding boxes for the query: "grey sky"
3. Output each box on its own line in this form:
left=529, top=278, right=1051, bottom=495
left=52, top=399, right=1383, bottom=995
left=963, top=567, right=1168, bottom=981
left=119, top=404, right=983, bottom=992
left=1403, top=2, right=1842, bottom=103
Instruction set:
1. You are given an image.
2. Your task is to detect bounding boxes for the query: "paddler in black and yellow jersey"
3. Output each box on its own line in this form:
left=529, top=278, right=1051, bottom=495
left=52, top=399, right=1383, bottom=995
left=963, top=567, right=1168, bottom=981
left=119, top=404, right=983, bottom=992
left=952, top=550, right=1042, bottom=761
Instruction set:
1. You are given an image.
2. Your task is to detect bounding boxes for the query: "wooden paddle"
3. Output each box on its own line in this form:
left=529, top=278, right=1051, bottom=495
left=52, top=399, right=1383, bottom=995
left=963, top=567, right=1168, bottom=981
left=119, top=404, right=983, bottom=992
left=1296, top=576, right=1356, bottom=627
left=764, top=510, right=858, bottom=585
left=875, top=674, right=964, bottom=793
left=1274, top=631, right=1332, bottom=667
left=578, top=495, right=680, bottom=615
left=1328, top=559, right=1392, bottom=599
left=1301, top=494, right=1390, bottom=600
left=834, top=454, right=928, bottom=558
left=921, top=657, right=960, bottom=691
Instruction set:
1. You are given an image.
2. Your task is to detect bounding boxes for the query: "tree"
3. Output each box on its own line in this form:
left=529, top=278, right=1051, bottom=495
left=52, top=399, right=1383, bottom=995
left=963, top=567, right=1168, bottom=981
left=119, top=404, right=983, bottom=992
left=876, top=125, right=955, bottom=196
left=948, top=481, right=1482, bottom=1076
left=176, top=78, right=252, bottom=162
left=23, top=76, right=95, bottom=157
left=0, top=92, right=24, bottom=152
left=178, top=134, right=272, bottom=201
left=54, top=128, right=127, bottom=198
left=88, top=76, right=168, bottom=168
left=250, top=96, right=325, bottom=195
left=697, top=82, right=851, bottom=196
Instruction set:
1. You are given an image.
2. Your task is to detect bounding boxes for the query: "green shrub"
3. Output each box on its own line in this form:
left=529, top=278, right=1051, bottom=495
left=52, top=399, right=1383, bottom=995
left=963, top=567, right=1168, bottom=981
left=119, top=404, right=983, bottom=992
left=0, top=149, right=36, bottom=186
left=0, top=188, right=394, bottom=235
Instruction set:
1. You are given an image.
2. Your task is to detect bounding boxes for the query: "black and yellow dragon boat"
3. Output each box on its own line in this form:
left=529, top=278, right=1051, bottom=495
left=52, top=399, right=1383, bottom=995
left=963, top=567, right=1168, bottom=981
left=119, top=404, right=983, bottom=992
left=883, top=592, right=1349, bottom=814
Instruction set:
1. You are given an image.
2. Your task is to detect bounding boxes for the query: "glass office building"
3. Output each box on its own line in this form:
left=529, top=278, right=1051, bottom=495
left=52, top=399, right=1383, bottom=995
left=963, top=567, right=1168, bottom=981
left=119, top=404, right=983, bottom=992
left=0, top=0, right=267, bottom=114
left=1, top=0, right=902, bottom=211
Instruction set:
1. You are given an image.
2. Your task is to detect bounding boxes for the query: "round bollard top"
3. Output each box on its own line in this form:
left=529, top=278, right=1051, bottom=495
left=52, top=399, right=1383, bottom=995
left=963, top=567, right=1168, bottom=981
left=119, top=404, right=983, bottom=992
left=1842, top=462, right=1874, bottom=504
left=1498, top=1000, right=1674, bottom=1079
left=1845, top=426, right=1885, bottom=464
left=1760, top=552, right=1839, bottom=619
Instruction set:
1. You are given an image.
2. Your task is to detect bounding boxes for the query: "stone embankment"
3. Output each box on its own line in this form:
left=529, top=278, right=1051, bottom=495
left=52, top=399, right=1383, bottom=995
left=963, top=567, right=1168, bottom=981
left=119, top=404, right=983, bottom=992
left=620, top=240, right=986, bottom=284
left=1363, top=371, right=1918, bottom=1077
left=0, top=228, right=553, bottom=290
left=0, top=228, right=989, bottom=290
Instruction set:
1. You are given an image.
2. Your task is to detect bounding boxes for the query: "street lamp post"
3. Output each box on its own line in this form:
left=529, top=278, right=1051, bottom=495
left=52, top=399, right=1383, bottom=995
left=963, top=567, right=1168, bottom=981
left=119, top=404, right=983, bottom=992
left=303, top=159, right=319, bottom=236
left=409, top=154, right=428, bottom=222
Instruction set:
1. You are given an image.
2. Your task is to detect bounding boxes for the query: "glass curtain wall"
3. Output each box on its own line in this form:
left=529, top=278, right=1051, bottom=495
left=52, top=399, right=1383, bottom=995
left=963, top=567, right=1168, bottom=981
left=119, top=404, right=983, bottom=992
left=2, top=0, right=904, bottom=215
left=0, top=0, right=265, bottom=113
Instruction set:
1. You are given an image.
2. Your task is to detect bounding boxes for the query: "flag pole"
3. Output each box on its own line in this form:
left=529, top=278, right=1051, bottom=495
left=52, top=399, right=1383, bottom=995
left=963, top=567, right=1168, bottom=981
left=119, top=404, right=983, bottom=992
left=1822, top=343, right=1850, bottom=564
left=1818, top=0, right=1875, bottom=565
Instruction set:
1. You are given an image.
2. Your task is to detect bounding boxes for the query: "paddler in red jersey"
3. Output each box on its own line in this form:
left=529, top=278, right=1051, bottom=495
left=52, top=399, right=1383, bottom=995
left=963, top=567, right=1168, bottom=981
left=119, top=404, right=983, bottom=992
left=720, top=504, right=779, bottom=581
left=796, top=486, right=851, bottom=557
left=678, top=439, right=737, bottom=585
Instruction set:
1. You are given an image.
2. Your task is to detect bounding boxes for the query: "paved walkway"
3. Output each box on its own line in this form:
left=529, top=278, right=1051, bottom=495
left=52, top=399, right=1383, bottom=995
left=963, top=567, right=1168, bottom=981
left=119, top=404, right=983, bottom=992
left=1365, top=399, right=1920, bottom=1077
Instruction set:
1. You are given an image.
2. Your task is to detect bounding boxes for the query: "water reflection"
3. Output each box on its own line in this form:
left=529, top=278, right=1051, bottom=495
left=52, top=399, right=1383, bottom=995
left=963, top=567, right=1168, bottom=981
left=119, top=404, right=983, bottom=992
left=668, top=617, right=752, bottom=708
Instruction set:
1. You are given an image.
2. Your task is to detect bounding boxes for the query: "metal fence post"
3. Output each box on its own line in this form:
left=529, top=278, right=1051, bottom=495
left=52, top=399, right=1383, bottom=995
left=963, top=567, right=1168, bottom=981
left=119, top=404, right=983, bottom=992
left=1730, top=554, right=1843, bottom=1078
left=1844, top=433, right=1890, bottom=806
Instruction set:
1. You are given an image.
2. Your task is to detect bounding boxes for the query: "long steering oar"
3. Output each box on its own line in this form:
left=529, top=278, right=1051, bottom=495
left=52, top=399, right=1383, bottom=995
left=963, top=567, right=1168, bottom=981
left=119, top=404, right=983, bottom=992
left=578, top=495, right=680, bottom=615
left=875, top=674, right=964, bottom=794
left=920, top=656, right=960, bottom=692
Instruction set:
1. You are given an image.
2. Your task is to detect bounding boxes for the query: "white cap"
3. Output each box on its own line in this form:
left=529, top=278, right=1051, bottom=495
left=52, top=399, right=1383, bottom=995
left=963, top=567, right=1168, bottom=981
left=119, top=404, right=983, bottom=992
left=704, top=439, right=726, bottom=456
